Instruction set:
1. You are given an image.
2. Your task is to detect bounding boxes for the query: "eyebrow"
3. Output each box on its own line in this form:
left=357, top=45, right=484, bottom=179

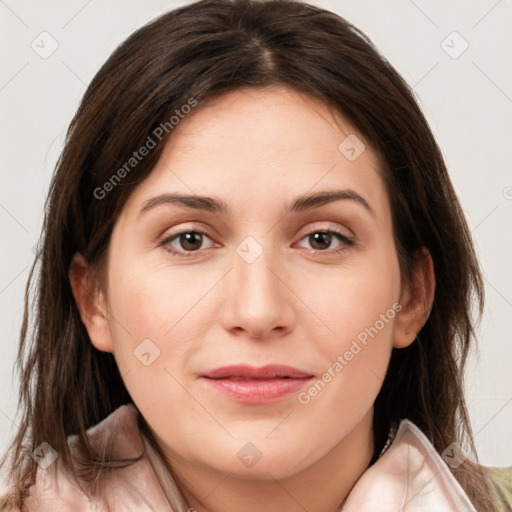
left=138, top=189, right=375, bottom=218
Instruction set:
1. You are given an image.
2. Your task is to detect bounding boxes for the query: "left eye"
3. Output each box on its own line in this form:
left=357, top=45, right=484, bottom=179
left=296, top=229, right=355, bottom=252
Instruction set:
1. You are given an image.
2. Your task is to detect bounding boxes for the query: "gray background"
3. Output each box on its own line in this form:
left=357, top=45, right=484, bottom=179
left=1, top=0, right=511, bottom=488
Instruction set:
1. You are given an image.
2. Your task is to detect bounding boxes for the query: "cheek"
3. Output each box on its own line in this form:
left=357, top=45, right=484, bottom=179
left=297, top=245, right=401, bottom=405
left=306, top=253, right=400, bottom=352
left=305, top=282, right=396, bottom=395
left=105, top=256, right=219, bottom=401
left=105, top=262, right=204, bottom=429
left=108, top=253, right=214, bottom=344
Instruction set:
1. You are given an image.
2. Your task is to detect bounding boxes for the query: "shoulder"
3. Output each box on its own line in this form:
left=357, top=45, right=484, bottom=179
left=486, top=465, right=512, bottom=511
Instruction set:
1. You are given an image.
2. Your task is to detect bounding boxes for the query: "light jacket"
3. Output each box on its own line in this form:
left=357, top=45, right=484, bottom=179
left=2, top=403, right=511, bottom=511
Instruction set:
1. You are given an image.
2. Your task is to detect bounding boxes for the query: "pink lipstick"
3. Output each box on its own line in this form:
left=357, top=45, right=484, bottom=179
left=200, top=364, right=315, bottom=404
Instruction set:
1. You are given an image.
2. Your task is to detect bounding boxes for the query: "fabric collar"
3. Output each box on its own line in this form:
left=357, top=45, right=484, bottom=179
left=23, top=403, right=477, bottom=511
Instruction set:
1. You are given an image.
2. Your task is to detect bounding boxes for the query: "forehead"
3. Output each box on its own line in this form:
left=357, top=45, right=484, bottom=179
left=162, top=86, right=375, bottom=165
left=121, top=86, right=390, bottom=223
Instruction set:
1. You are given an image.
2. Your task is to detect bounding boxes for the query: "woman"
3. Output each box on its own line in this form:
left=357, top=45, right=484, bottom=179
left=1, top=0, right=511, bottom=510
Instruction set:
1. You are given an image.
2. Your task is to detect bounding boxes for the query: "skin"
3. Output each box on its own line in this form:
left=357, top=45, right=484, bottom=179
left=70, top=86, right=435, bottom=512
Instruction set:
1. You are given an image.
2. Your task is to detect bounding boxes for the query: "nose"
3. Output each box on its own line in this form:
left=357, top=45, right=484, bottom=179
left=220, top=242, right=296, bottom=340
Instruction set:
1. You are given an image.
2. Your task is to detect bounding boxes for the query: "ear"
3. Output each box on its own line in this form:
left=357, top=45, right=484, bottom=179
left=393, top=247, right=436, bottom=349
left=68, top=252, right=114, bottom=353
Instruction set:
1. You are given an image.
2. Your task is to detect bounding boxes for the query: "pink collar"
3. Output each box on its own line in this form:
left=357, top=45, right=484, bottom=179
left=23, top=403, right=476, bottom=511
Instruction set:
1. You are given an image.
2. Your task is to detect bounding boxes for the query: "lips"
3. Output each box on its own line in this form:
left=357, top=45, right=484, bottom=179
left=201, top=364, right=315, bottom=380
left=200, top=364, right=315, bottom=404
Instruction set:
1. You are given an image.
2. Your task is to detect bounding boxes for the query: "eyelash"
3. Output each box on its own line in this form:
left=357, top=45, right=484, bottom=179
left=159, top=227, right=356, bottom=258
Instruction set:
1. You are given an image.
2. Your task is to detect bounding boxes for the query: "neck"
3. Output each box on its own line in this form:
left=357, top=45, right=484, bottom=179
left=166, top=410, right=375, bottom=512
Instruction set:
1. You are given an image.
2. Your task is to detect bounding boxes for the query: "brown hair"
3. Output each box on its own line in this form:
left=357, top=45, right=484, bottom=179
left=1, top=0, right=496, bottom=509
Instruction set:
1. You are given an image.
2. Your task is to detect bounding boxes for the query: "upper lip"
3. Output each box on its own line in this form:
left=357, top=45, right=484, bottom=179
left=201, top=364, right=315, bottom=379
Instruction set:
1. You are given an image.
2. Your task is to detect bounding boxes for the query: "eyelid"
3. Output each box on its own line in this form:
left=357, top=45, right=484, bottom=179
left=296, top=221, right=353, bottom=239
left=156, top=221, right=217, bottom=243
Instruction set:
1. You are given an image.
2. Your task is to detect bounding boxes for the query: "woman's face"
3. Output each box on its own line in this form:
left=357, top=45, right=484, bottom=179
left=82, top=87, right=410, bottom=480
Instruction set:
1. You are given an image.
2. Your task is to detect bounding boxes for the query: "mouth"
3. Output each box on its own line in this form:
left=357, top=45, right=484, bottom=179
left=200, top=364, right=315, bottom=404
left=201, top=364, right=315, bottom=380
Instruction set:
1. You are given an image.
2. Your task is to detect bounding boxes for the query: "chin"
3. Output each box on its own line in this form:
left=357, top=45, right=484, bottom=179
left=224, top=455, right=310, bottom=481
left=211, top=435, right=317, bottom=480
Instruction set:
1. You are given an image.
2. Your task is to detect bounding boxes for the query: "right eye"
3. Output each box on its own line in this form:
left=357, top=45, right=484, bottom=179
left=160, top=229, right=218, bottom=257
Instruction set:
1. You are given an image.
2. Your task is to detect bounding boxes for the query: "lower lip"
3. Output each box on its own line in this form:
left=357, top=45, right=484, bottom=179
left=201, top=377, right=314, bottom=404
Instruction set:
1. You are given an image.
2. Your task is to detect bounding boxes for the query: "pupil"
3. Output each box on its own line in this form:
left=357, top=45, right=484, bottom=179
left=181, top=232, right=202, bottom=251
left=310, top=232, right=331, bottom=250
